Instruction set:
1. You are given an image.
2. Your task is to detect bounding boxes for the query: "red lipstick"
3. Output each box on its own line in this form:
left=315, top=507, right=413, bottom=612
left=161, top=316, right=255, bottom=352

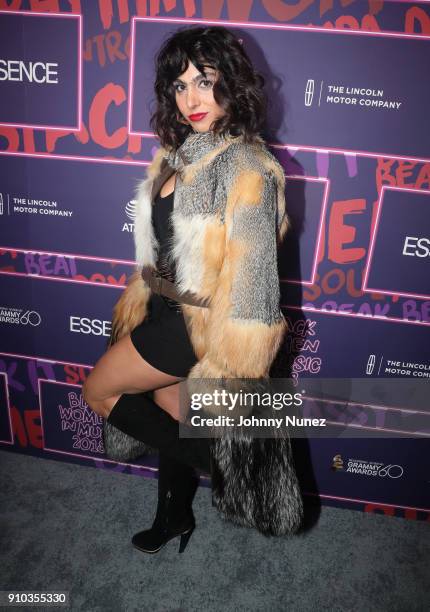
left=188, top=112, right=208, bottom=121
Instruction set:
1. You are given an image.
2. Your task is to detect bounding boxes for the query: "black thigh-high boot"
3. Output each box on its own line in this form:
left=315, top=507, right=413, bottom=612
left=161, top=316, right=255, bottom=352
left=106, top=392, right=211, bottom=474
left=106, top=392, right=211, bottom=554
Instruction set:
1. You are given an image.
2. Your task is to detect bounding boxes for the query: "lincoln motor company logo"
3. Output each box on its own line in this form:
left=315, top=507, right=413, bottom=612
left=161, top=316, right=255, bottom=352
left=305, top=79, right=314, bottom=106
left=304, top=78, right=403, bottom=110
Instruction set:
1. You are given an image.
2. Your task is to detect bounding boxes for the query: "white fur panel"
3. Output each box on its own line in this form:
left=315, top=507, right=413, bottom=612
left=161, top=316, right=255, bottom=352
left=170, top=209, right=212, bottom=295
left=133, top=177, right=158, bottom=268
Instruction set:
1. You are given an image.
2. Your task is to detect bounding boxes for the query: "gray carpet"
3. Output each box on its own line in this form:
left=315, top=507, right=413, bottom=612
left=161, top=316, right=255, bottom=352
left=0, top=449, right=428, bottom=612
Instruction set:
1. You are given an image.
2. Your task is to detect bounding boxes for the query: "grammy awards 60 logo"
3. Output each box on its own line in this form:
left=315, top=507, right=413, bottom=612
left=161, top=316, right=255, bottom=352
left=331, top=454, right=404, bottom=479
left=0, top=306, right=41, bottom=326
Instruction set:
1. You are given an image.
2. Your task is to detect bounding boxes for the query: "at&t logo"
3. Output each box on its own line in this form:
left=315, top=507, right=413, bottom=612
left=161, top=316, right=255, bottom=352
left=122, top=199, right=137, bottom=233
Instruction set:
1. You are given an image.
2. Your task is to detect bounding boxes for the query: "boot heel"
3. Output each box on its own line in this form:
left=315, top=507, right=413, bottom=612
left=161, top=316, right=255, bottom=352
left=178, top=526, right=194, bottom=553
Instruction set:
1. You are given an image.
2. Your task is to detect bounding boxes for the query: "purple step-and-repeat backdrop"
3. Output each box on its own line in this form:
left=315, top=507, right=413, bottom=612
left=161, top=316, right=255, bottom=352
left=0, top=1, right=429, bottom=522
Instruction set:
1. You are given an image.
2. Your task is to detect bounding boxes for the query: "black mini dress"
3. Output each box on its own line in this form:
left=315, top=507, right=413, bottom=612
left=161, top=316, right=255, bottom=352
left=130, top=189, right=198, bottom=377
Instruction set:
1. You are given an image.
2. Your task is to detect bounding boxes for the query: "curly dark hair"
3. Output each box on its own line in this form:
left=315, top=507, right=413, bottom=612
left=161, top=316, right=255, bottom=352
left=149, top=25, right=267, bottom=149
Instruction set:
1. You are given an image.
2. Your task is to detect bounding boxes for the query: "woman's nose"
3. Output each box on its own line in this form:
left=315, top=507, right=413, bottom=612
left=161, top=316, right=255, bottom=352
left=186, top=84, right=200, bottom=108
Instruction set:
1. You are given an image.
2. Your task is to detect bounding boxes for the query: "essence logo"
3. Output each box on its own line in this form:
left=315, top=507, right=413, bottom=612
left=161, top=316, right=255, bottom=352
left=69, top=316, right=112, bottom=337
left=402, top=236, right=430, bottom=258
left=0, top=59, right=59, bottom=84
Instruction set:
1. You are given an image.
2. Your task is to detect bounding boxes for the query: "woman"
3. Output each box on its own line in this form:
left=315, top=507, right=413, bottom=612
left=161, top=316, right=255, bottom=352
left=84, top=25, right=303, bottom=554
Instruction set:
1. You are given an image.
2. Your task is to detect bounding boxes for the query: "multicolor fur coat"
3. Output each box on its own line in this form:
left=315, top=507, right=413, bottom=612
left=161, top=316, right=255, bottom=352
left=105, top=130, right=303, bottom=536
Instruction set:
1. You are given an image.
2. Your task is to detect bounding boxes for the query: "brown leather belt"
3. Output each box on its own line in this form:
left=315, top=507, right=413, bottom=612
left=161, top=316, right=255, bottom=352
left=141, top=266, right=209, bottom=309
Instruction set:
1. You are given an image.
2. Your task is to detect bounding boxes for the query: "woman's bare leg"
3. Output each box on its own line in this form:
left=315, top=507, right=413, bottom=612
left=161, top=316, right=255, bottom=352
left=153, top=383, right=183, bottom=422
left=82, top=334, right=184, bottom=420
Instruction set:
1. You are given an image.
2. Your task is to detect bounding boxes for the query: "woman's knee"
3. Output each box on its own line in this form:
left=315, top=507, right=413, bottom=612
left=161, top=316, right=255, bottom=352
left=82, top=375, right=108, bottom=417
left=82, top=378, right=90, bottom=405
left=83, top=386, right=113, bottom=419
left=82, top=374, right=96, bottom=406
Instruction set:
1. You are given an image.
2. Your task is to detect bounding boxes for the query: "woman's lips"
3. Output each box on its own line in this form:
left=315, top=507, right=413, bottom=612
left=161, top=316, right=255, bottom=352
left=188, top=113, right=208, bottom=121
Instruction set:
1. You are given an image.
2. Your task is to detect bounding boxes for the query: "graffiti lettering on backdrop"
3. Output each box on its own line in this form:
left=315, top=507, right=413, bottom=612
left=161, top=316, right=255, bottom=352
left=0, top=354, right=76, bottom=451
left=39, top=381, right=104, bottom=457
left=279, top=157, right=430, bottom=325
left=1, top=2, right=429, bottom=160
left=0, top=248, right=132, bottom=288
left=282, top=307, right=430, bottom=381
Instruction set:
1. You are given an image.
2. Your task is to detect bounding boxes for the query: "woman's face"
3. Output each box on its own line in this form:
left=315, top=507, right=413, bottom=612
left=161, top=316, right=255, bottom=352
left=173, top=61, right=226, bottom=133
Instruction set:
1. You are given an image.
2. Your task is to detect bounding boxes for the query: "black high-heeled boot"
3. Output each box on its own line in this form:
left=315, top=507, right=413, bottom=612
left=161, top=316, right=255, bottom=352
left=106, top=392, right=212, bottom=474
left=103, top=393, right=157, bottom=462
left=131, top=452, right=199, bottom=554
left=106, top=392, right=212, bottom=554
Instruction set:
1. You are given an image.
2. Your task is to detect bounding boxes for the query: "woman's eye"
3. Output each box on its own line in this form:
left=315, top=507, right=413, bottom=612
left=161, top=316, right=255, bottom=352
left=174, top=79, right=214, bottom=93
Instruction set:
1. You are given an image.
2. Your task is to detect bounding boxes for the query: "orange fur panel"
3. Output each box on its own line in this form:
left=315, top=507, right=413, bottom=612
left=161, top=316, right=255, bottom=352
left=205, top=317, right=287, bottom=378
left=183, top=234, right=241, bottom=367
left=200, top=218, right=226, bottom=298
left=187, top=316, right=286, bottom=380
left=111, top=271, right=151, bottom=344
left=230, top=169, right=264, bottom=207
